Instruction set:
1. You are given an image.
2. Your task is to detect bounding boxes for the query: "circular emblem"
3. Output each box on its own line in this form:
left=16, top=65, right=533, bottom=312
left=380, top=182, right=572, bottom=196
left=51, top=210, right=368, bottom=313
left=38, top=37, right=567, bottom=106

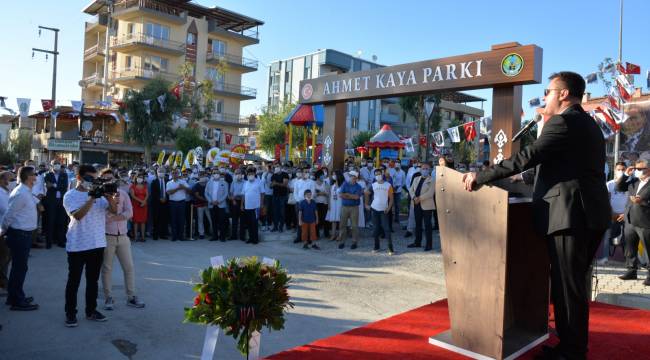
left=501, top=53, right=524, bottom=77
left=301, top=83, right=313, bottom=100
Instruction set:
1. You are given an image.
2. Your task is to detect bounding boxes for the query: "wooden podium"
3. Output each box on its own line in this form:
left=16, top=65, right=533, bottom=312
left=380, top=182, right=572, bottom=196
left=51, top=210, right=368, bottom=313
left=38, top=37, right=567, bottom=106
left=430, top=167, right=550, bottom=360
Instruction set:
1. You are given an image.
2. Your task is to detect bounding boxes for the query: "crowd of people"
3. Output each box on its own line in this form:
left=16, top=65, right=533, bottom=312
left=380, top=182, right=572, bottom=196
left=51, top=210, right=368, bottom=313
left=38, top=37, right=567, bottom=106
left=0, top=155, right=446, bottom=327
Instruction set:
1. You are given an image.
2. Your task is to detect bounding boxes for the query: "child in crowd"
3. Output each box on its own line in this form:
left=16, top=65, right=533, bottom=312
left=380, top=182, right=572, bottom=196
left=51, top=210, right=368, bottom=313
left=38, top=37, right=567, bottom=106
left=298, top=189, right=320, bottom=249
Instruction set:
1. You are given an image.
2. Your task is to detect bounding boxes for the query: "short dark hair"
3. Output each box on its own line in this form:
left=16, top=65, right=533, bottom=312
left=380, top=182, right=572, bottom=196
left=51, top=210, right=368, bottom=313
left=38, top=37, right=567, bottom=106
left=246, top=168, right=256, bottom=174
left=374, top=169, right=383, bottom=175
left=303, top=189, right=312, bottom=195
left=548, top=71, right=585, bottom=100
left=77, top=164, right=97, bottom=178
left=615, top=161, right=627, bottom=168
left=18, top=166, right=34, bottom=183
left=99, top=168, right=114, bottom=177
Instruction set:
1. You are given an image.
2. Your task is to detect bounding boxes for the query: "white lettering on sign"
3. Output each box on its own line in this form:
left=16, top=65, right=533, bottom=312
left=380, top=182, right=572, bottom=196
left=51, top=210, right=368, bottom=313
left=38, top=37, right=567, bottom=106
left=320, top=59, right=485, bottom=97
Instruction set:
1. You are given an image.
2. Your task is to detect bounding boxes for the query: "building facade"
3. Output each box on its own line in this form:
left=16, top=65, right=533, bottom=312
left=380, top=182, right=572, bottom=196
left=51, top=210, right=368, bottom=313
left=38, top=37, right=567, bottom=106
left=267, top=49, right=484, bottom=148
left=59, top=0, right=263, bottom=165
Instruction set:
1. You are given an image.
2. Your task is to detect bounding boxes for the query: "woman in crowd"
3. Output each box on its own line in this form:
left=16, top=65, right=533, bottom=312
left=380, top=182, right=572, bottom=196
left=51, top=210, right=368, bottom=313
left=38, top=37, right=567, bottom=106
left=314, top=170, right=330, bottom=238
left=326, top=170, right=343, bottom=240
left=130, top=172, right=149, bottom=242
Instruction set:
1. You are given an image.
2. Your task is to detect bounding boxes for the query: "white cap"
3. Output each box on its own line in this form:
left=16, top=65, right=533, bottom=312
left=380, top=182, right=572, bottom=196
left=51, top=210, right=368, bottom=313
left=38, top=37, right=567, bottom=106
left=349, top=170, right=359, bottom=177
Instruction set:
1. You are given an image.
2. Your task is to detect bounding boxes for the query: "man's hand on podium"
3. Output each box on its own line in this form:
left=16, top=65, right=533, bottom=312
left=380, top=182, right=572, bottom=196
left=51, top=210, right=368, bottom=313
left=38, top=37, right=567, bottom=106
left=462, top=172, right=478, bottom=192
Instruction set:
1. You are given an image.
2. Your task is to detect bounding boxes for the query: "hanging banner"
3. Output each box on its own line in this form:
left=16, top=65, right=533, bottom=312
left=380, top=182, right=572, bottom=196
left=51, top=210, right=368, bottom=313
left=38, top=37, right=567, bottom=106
left=16, top=98, right=31, bottom=117
left=156, top=150, right=166, bottom=166
left=165, top=151, right=176, bottom=167
left=143, top=100, right=151, bottom=116
left=248, top=136, right=257, bottom=150
left=157, top=94, right=167, bottom=112
left=225, top=133, right=232, bottom=145
left=41, top=99, right=53, bottom=112
left=205, top=147, right=219, bottom=167
left=173, top=151, right=183, bottom=169
left=618, top=100, right=650, bottom=156
left=447, top=127, right=461, bottom=143
left=463, top=122, right=477, bottom=141
left=71, top=100, right=84, bottom=113
left=274, top=144, right=281, bottom=161
left=432, top=132, right=445, bottom=147
left=230, top=144, right=247, bottom=166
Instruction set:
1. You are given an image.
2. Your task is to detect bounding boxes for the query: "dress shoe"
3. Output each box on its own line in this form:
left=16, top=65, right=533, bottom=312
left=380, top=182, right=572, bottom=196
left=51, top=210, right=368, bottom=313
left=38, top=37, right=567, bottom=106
left=644, top=277, right=650, bottom=286
left=423, top=246, right=432, bottom=252
left=407, top=243, right=421, bottom=248
left=619, top=269, right=638, bottom=280
left=404, top=231, right=412, bottom=238
left=10, top=302, right=39, bottom=311
left=5, top=296, right=33, bottom=306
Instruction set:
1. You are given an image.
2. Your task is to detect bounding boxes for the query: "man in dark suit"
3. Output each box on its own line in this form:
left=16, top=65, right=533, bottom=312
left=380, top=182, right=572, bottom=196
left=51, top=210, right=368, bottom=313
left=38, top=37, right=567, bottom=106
left=150, top=169, right=169, bottom=240
left=463, top=72, right=611, bottom=360
left=616, top=159, right=650, bottom=284
left=43, top=160, right=69, bottom=248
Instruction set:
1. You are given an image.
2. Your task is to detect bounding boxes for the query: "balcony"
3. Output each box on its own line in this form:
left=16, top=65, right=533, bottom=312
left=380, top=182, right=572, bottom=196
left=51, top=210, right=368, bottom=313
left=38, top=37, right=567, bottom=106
left=84, top=14, right=108, bottom=32
left=212, top=83, right=256, bottom=100
left=111, top=33, right=185, bottom=56
left=205, top=113, right=255, bottom=128
left=113, top=0, right=187, bottom=25
left=207, top=19, right=259, bottom=46
left=112, top=67, right=180, bottom=85
left=81, top=73, right=104, bottom=89
left=32, top=131, right=80, bottom=149
left=83, top=43, right=106, bottom=62
left=380, top=112, right=400, bottom=124
left=206, top=52, right=258, bottom=73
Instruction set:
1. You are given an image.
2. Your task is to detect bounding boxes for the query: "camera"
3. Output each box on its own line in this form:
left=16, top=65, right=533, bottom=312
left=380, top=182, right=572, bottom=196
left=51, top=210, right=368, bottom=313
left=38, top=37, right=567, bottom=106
left=88, top=178, right=118, bottom=199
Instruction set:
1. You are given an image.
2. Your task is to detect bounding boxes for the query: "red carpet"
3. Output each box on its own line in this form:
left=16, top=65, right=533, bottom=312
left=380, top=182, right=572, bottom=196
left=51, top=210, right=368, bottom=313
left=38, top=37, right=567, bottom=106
left=266, top=299, right=650, bottom=359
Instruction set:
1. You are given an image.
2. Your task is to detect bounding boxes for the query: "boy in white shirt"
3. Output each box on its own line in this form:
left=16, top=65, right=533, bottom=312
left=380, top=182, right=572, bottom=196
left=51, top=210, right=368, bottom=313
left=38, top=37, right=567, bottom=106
left=365, top=168, right=394, bottom=255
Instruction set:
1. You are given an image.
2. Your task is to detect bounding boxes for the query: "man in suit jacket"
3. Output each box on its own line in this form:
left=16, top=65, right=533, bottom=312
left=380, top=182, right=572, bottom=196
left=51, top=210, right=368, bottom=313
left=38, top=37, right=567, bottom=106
left=150, top=169, right=169, bottom=240
left=408, top=161, right=436, bottom=251
left=616, top=159, right=650, bottom=284
left=463, top=72, right=611, bottom=360
left=43, top=160, right=69, bottom=248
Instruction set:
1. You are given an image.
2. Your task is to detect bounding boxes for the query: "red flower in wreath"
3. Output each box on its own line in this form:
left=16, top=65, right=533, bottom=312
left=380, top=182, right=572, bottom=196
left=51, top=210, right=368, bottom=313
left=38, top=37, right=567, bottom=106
left=205, top=293, right=212, bottom=304
left=193, top=295, right=201, bottom=306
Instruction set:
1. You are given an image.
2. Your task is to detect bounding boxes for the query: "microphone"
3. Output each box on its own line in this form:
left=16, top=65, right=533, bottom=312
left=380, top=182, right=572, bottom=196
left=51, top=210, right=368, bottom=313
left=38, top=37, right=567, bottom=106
left=512, top=114, right=542, bottom=142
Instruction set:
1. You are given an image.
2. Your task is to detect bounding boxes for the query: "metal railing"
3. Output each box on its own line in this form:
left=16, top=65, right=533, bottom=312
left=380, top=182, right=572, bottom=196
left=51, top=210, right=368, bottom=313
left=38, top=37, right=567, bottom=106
left=208, top=112, right=252, bottom=126
left=207, top=20, right=259, bottom=42
left=82, top=73, right=104, bottom=87
left=111, top=32, right=184, bottom=53
left=114, top=0, right=185, bottom=18
left=113, top=67, right=179, bottom=82
left=206, top=52, right=258, bottom=70
left=83, top=44, right=105, bottom=58
left=85, top=15, right=108, bottom=30
left=212, top=83, right=257, bottom=98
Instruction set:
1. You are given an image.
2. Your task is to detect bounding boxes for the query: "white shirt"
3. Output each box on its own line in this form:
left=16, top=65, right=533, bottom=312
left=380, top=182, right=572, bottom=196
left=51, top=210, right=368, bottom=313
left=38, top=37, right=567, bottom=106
left=392, top=168, right=405, bottom=189
left=63, top=189, right=109, bottom=252
left=294, top=178, right=316, bottom=203
left=166, top=179, right=189, bottom=201
left=370, top=181, right=393, bottom=212
left=2, top=184, right=38, bottom=232
left=607, top=179, right=627, bottom=214
left=360, top=166, right=373, bottom=184
left=32, top=173, right=45, bottom=197
left=0, top=187, right=9, bottom=225
left=314, top=181, right=329, bottom=204
left=205, top=179, right=228, bottom=208
left=242, top=178, right=263, bottom=210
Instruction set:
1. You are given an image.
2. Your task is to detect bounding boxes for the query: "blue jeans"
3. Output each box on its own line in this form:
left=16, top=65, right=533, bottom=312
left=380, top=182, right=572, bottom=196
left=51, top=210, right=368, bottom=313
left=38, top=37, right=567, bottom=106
left=272, top=195, right=287, bottom=230
left=372, top=209, right=393, bottom=250
left=6, top=228, right=33, bottom=305
left=393, top=190, right=401, bottom=223
left=169, top=200, right=186, bottom=241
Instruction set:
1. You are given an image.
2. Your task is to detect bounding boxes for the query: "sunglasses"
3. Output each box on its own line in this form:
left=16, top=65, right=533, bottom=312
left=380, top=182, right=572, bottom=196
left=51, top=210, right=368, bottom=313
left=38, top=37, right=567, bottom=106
left=543, top=88, right=566, bottom=97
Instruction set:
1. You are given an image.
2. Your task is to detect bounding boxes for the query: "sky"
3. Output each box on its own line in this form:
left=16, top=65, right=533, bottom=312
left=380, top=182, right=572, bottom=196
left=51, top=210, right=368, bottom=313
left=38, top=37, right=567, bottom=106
left=1, top=0, right=649, bottom=119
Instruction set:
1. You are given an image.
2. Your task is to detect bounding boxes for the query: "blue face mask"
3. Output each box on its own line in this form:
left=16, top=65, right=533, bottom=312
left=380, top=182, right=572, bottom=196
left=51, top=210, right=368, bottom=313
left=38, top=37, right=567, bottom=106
left=421, top=169, right=431, bottom=177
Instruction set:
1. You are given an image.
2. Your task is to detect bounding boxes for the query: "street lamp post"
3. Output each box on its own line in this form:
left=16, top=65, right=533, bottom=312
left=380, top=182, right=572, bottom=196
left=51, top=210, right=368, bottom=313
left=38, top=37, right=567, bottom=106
left=33, top=25, right=60, bottom=161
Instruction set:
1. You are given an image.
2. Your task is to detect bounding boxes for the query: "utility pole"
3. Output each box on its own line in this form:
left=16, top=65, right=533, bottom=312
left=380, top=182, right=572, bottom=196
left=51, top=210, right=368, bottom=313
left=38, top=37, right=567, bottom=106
left=102, top=0, right=114, bottom=101
left=33, top=25, right=60, bottom=160
left=613, top=0, right=623, bottom=165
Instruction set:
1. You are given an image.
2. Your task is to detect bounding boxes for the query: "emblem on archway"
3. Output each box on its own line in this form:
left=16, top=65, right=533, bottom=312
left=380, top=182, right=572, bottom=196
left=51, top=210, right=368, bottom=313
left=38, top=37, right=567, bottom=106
left=501, top=53, right=524, bottom=77
left=301, top=83, right=313, bottom=100
left=493, top=129, right=508, bottom=163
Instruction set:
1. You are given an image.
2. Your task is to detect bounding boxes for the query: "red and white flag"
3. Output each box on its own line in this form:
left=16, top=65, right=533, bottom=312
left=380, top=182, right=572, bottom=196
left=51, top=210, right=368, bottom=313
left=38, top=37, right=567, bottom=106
left=463, top=122, right=477, bottom=141
left=225, top=132, right=232, bottom=145
left=41, top=99, right=53, bottom=112
left=626, top=62, right=641, bottom=75
left=594, top=106, right=620, bottom=132
left=607, top=95, right=620, bottom=111
left=617, top=62, right=627, bottom=75
left=615, top=75, right=634, bottom=102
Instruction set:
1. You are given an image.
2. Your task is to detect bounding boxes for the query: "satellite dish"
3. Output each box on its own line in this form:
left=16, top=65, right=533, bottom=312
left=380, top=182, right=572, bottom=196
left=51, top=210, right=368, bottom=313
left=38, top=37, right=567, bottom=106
left=372, top=55, right=378, bottom=62
left=82, top=120, right=93, bottom=133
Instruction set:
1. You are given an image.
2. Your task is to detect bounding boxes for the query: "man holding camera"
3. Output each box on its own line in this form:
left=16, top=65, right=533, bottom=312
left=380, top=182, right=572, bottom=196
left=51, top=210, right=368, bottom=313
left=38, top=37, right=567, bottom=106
left=63, top=165, right=118, bottom=327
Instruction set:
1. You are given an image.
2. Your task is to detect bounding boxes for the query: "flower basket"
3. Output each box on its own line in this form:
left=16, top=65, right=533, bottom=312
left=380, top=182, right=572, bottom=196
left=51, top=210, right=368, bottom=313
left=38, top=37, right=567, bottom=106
left=184, top=257, right=293, bottom=358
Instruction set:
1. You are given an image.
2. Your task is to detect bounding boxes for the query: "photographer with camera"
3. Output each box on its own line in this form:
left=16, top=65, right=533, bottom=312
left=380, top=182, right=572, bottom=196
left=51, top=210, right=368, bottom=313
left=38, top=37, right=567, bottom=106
left=62, top=165, right=118, bottom=327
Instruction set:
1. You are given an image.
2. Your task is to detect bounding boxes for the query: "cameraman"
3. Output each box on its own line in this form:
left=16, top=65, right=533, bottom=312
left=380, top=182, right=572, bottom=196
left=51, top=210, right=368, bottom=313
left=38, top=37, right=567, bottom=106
left=99, top=169, right=144, bottom=311
left=62, top=165, right=118, bottom=327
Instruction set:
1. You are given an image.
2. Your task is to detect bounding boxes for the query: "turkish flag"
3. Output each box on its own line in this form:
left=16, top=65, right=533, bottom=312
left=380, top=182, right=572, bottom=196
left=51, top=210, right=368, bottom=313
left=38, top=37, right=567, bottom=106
left=172, top=84, right=182, bottom=100
left=626, top=62, right=641, bottom=75
left=595, top=106, right=620, bottom=132
left=274, top=144, right=281, bottom=160
left=419, top=135, right=427, bottom=146
left=607, top=95, right=620, bottom=111
left=41, top=99, right=53, bottom=112
left=463, top=122, right=477, bottom=141
left=225, top=133, right=232, bottom=145
left=617, top=62, right=627, bottom=75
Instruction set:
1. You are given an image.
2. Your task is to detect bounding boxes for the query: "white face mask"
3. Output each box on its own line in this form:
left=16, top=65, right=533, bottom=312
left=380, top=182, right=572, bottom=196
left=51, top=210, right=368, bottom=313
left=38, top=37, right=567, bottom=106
left=136, top=178, right=144, bottom=184
left=274, top=168, right=280, bottom=174
left=615, top=170, right=624, bottom=179
left=213, top=174, right=220, bottom=180
left=248, top=174, right=255, bottom=181
left=295, top=173, right=302, bottom=179
left=361, top=162, right=367, bottom=166
left=331, top=175, right=337, bottom=181
left=375, top=175, right=383, bottom=182
left=303, top=173, right=309, bottom=179
left=53, top=164, right=61, bottom=171
left=310, top=175, right=316, bottom=180
left=634, top=170, right=645, bottom=179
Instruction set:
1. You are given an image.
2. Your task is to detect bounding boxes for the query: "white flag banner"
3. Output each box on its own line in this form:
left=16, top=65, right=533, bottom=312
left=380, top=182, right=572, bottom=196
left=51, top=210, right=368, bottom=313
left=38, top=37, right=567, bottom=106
left=214, top=129, right=222, bottom=143
left=404, top=138, right=414, bottom=153
left=123, top=113, right=130, bottom=123
left=157, top=94, right=167, bottom=112
left=479, top=116, right=491, bottom=135
left=432, top=132, right=445, bottom=147
left=71, top=100, right=84, bottom=113
left=447, top=126, right=461, bottom=143
left=16, top=98, right=31, bottom=117
left=143, top=100, right=151, bottom=116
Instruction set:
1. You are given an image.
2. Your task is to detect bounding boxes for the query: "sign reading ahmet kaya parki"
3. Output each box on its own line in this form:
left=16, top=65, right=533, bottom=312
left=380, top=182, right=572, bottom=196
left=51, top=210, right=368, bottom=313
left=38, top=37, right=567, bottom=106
left=299, top=44, right=542, bottom=104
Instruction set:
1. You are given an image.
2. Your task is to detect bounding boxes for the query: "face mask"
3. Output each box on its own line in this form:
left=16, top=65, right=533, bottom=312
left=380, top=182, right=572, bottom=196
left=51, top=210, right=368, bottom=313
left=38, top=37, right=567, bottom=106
left=303, top=173, right=309, bottom=179
left=53, top=164, right=61, bottom=171
left=634, top=170, right=644, bottom=179
left=310, top=175, right=316, bottom=180
left=305, top=195, right=312, bottom=200
left=367, top=163, right=372, bottom=168
left=331, top=175, right=337, bottom=181
left=615, top=170, right=624, bottom=179
left=295, top=173, right=302, bottom=179
left=213, top=174, right=220, bottom=180
left=274, top=168, right=280, bottom=174
left=136, top=178, right=144, bottom=184
left=288, top=173, right=293, bottom=179
left=375, top=175, right=383, bottom=182
left=248, top=175, right=255, bottom=181
left=421, top=169, right=431, bottom=177
left=361, top=162, right=367, bottom=166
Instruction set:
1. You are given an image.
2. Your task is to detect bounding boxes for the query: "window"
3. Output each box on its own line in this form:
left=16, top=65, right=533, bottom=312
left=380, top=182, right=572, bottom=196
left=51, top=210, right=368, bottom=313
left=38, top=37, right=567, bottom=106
left=210, top=39, right=226, bottom=56
left=127, top=23, right=134, bottom=36
left=213, top=99, right=224, bottom=120
left=144, top=55, right=169, bottom=72
left=304, top=55, right=312, bottom=80
left=145, top=22, right=170, bottom=40
left=206, top=68, right=225, bottom=90
left=186, top=33, right=196, bottom=45
left=125, top=55, right=132, bottom=69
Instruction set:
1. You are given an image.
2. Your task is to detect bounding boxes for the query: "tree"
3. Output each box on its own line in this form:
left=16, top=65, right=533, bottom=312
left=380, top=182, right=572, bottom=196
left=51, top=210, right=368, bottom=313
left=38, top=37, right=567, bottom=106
left=351, top=131, right=373, bottom=148
left=179, top=61, right=224, bottom=124
left=0, top=141, right=16, bottom=165
left=9, top=131, right=31, bottom=162
left=399, top=94, right=441, bottom=160
left=122, top=78, right=183, bottom=163
left=448, top=118, right=477, bottom=166
left=175, top=127, right=209, bottom=155
left=257, top=103, right=301, bottom=154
